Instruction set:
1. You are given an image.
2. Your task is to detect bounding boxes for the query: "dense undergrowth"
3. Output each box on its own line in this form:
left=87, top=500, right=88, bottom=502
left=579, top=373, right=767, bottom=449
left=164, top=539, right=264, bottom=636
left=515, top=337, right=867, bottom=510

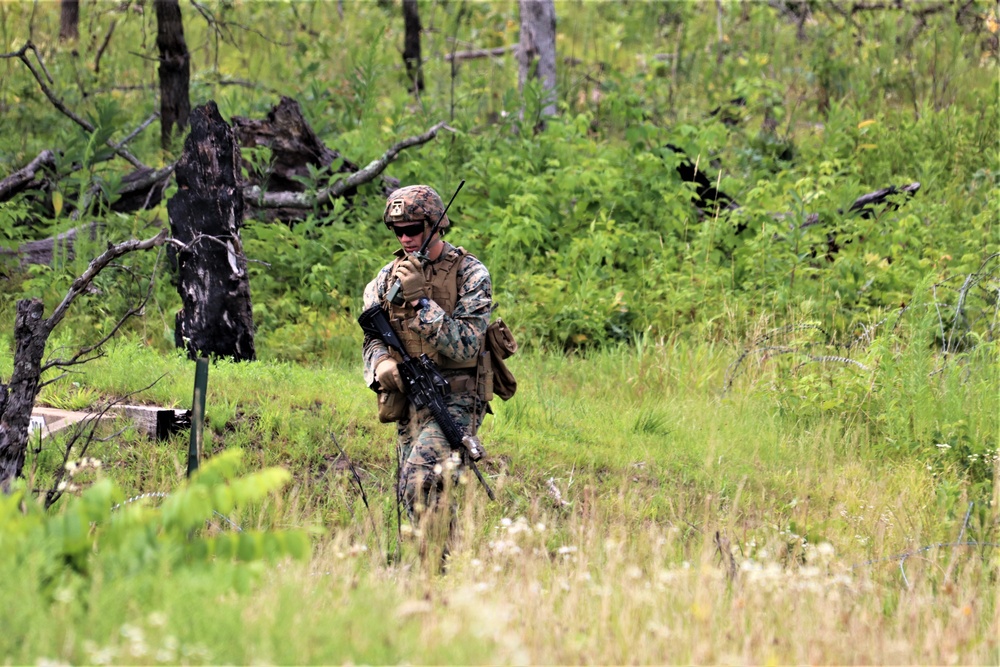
left=1, top=1, right=998, bottom=663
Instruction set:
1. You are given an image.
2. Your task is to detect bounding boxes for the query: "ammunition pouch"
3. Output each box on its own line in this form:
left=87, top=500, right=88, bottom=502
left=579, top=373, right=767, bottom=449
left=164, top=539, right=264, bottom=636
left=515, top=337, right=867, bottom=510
left=485, top=318, right=517, bottom=401
left=376, top=390, right=408, bottom=423
left=477, top=351, right=495, bottom=403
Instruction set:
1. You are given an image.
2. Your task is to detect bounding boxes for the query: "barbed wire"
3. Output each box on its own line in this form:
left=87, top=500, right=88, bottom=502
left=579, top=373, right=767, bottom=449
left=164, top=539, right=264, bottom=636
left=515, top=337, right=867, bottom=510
left=110, top=490, right=242, bottom=532
left=110, top=491, right=169, bottom=511
left=851, top=502, right=998, bottom=589
left=723, top=257, right=999, bottom=394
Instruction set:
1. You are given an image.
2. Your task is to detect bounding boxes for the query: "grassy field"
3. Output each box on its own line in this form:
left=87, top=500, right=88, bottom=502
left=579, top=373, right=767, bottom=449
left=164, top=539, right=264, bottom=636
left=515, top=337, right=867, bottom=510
left=1, top=0, right=998, bottom=663
left=0, top=328, right=994, bottom=665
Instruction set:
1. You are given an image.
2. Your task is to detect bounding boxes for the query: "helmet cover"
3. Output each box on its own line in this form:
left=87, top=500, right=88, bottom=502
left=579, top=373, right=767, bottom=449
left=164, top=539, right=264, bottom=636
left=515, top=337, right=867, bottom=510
left=383, top=185, right=450, bottom=229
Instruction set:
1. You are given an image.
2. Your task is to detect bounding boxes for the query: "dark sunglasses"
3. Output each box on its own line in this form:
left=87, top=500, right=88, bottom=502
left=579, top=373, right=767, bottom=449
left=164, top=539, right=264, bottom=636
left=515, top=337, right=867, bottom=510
left=392, top=222, right=426, bottom=238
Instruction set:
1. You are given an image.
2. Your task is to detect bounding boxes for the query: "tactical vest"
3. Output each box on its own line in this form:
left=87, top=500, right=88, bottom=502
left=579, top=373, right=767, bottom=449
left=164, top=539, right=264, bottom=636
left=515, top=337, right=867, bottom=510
left=383, top=244, right=481, bottom=370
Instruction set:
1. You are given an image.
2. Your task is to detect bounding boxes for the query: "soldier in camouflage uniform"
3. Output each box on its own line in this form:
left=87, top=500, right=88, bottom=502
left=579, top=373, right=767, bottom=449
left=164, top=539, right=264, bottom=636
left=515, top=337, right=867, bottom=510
left=362, top=185, right=492, bottom=529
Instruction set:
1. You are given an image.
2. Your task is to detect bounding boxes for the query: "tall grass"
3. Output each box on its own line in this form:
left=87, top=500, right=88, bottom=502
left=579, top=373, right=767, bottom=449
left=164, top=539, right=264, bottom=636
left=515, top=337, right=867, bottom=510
left=1, top=1, right=998, bottom=663
left=4, top=327, right=995, bottom=664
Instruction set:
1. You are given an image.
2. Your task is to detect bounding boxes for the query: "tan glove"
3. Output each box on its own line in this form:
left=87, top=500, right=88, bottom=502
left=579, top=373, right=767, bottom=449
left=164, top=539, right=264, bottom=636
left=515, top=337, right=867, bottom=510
left=375, top=357, right=403, bottom=393
left=395, top=257, right=429, bottom=303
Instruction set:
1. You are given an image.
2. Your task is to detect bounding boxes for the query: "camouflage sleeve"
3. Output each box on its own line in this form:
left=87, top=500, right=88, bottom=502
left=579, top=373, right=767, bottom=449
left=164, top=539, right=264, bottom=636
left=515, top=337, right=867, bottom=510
left=362, top=262, right=395, bottom=389
left=409, top=255, right=492, bottom=363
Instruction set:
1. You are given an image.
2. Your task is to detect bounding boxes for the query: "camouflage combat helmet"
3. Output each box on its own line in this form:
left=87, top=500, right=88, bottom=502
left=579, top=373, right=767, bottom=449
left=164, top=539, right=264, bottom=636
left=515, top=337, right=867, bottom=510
left=383, top=185, right=449, bottom=230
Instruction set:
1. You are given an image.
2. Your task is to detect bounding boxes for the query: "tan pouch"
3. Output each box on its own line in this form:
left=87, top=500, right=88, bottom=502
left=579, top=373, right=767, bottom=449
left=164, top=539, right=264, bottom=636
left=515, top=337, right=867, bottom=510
left=477, top=351, right=495, bottom=403
left=486, top=318, right=517, bottom=359
left=486, top=318, right=517, bottom=401
left=377, top=390, right=408, bottom=423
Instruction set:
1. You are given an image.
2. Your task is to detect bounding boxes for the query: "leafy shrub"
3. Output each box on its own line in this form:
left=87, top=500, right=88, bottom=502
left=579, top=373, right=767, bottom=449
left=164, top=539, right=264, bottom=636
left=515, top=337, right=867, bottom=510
left=0, top=449, right=309, bottom=602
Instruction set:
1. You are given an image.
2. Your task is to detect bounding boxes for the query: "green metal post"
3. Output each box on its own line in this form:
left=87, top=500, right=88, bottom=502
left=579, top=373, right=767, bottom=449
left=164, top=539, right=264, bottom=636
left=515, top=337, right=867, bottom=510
left=187, top=357, right=209, bottom=477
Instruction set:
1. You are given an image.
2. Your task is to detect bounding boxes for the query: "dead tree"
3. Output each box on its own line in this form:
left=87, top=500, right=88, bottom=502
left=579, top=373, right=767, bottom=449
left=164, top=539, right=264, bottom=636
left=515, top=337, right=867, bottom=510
left=402, top=0, right=424, bottom=93
left=155, top=0, right=191, bottom=149
left=0, top=230, right=168, bottom=490
left=232, top=97, right=364, bottom=222
left=59, top=0, right=80, bottom=42
left=518, top=0, right=558, bottom=122
left=168, top=101, right=255, bottom=362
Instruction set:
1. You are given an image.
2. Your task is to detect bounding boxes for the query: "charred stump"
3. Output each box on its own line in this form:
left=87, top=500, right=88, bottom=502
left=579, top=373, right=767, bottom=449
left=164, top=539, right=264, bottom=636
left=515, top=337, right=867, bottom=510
left=0, top=299, right=48, bottom=488
left=0, top=230, right=167, bottom=490
left=59, top=0, right=80, bottom=42
left=155, top=0, right=191, bottom=149
left=231, top=97, right=366, bottom=222
left=402, top=0, right=425, bottom=93
left=169, top=102, right=255, bottom=362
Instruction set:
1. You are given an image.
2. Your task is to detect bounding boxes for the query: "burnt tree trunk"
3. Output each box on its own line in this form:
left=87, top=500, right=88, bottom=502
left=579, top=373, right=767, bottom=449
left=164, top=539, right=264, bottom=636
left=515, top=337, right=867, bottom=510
left=518, top=0, right=557, bottom=120
left=59, top=0, right=79, bottom=41
left=155, top=0, right=191, bottom=150
left=169, top=101, right=255, bottom=362
left=232, top=96, right=365, bottom=221
left=0, top=299, right=48, bottom=488
left=0, top=230, right=168, bottom=490
left=402, top=0, right=424, bottom=93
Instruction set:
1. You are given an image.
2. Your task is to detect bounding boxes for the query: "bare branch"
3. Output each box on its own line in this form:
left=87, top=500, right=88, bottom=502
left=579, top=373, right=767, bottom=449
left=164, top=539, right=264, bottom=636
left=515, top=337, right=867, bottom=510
left=0, top=150, right=56, bottom=201
left=444, top=45, right=516, bottom=62
left=3, top=43, right=147, bottom=170
left=94, top=19, right=117, bottom=74
left=36, top=372, right=69, bottom=390
left=43, top=229, right=169, bottom=333
left=45, top=375, right=166, bottom=509
left=114, top=112, right=161, bottom=152
left=189, top=0, right=293, bottom=47
left=245, top=121, right=454, bottom=209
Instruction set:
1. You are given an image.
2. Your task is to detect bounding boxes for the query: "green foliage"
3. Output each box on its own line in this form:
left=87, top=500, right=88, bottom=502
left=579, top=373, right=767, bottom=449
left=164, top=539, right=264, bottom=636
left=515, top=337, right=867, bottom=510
left=0, top=3, right=995, bottom=659
left=0, top=449, right=308, bottom=606
left=0, top=1, right=995, bottom=356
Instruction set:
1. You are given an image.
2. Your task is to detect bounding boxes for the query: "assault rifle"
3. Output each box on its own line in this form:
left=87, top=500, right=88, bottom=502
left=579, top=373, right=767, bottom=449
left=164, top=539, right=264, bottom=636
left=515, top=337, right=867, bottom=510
left=358, top=303, right=496, bottom=501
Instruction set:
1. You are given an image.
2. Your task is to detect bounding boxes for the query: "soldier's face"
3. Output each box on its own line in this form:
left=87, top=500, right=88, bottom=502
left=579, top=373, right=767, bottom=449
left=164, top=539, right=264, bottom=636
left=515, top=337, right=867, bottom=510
left=393, top=222, right=427, bottom=253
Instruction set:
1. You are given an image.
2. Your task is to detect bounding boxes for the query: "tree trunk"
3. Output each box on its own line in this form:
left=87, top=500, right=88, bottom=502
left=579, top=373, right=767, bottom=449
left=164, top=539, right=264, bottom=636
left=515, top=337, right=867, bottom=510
left=402, top=0, right=424, bottom=93
left=169, top=101, right=256, bottom=362
left=59, top=0, right=79, bottom=42
left=0, top=299, right=49, bottom=488
left=154, top=0, right=191, bottom=150
left=518, top=0, right=558, bottom=122
left=0, top=231, right=168, bottom=490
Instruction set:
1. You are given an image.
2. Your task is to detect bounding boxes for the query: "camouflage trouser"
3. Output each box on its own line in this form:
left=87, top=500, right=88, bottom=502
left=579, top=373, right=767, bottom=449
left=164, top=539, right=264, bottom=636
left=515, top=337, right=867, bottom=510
left=396, top=390, right=484, bottom=520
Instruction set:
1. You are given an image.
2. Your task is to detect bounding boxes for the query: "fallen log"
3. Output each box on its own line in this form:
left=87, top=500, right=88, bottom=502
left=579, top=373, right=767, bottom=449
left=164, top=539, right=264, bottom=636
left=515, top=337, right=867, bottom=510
left=232, top=97, right=359, bottom=193
left=243, top=119, right=452, bottom=211
left=664, top=144, right=921, bottom=237
left=0, top=222, right=100, bottom=267
left=233, top=97, right=452, bottom=220
left=232, top=96, right=364, bottom=221
left=0, top=150, right=56, bottom=201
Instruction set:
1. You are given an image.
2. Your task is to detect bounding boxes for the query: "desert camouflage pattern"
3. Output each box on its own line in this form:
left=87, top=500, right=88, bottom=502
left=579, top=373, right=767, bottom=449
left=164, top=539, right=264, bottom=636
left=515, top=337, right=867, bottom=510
left=383, top=184, right=450, bottom=229
left=362, top=243, right=492, bottom=518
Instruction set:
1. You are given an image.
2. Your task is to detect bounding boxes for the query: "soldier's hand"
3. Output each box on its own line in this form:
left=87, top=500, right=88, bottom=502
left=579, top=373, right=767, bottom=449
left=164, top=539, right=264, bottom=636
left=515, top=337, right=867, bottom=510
left=396, top=257, right=429, bottom=303
left=375, top=357, right=404, bottom=393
